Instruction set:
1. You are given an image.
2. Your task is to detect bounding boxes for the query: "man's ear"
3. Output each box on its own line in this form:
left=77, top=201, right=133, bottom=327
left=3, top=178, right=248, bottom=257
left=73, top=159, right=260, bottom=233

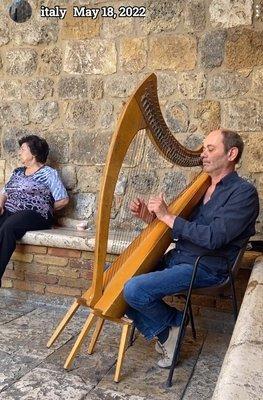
left=228, top=147, right=239, bottom=162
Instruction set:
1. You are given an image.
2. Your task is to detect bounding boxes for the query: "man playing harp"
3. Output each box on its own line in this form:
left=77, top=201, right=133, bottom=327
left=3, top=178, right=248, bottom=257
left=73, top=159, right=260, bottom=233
left=125, top=128, right=259, bottom=368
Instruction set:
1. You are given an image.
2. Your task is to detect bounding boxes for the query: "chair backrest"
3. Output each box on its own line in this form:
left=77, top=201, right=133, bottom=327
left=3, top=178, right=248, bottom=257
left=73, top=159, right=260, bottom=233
left=231, top=239, right=249, bottom=279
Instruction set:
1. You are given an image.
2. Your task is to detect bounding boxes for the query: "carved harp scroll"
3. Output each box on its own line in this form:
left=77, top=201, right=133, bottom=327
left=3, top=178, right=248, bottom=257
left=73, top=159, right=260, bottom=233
left=84, top=73, right=210, bottom=311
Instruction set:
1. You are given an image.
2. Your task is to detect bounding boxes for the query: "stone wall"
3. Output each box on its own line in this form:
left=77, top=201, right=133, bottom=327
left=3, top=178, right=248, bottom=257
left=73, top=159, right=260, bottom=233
left=0, top=0, right=262, bottom=233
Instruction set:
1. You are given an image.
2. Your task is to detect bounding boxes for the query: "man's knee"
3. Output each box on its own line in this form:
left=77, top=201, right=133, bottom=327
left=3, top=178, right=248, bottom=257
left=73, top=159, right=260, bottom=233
left=124, top=276, right=151, bottom=307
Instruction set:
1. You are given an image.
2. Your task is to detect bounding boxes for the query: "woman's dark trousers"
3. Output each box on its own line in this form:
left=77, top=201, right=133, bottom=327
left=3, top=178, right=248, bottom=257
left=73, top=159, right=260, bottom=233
left=0, top=209, right=52, bottom=284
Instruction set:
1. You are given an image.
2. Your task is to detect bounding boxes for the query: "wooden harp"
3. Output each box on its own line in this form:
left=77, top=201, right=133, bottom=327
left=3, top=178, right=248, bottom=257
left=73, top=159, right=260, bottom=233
left=47, top=73, right=210, bottom=381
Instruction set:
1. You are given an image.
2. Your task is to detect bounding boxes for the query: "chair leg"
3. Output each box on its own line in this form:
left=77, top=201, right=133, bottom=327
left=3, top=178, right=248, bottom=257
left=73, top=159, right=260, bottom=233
left=47, top=300, right=80, bottom=348
left=166, top=257, right=200, bottom=388
left=129, top=324, right=136, bottom=346
left=87, top=317, right=105, bottom=354
left=64, top=312, right=96, bottom=369
left=188, top=300, right=196, bottom=340
left=230, top=278, right=238, bottom=321
left=114, top=322, right=131, bottom=383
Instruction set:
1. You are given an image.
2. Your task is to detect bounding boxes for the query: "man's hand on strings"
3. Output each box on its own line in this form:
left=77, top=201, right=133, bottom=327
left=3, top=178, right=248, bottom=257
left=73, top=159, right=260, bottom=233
left=148, top=193, right=176, bottom=228
left=130, top=198, right=155, bottom=224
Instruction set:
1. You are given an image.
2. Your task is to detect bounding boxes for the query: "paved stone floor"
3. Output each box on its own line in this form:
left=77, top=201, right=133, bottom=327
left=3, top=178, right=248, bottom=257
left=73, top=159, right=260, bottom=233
left=0, top=289, right=234, bottom=400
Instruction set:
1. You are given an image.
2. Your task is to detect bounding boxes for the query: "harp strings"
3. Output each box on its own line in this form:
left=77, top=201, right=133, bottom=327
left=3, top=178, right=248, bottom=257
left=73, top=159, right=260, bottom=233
left=105, top=130, right=155, bottom=285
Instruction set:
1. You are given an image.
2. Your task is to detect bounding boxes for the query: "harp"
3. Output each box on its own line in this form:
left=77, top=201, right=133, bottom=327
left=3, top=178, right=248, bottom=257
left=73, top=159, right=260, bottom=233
left=47, top=74, right=210, bottom=381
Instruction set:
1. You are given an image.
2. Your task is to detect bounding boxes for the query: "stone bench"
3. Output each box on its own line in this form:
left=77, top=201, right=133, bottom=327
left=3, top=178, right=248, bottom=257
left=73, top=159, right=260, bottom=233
left=212, top=255, right=263, bottom=400
left=2, top=228, right=261, bottom=315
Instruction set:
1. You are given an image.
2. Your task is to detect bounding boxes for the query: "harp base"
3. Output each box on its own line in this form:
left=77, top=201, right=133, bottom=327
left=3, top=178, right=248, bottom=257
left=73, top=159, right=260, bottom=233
left=47, top=301, right=133, bottom=383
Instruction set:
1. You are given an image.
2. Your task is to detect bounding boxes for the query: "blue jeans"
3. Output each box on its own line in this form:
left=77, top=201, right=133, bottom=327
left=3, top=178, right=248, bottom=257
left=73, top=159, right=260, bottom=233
left=123, top=257, right=224, bottom=340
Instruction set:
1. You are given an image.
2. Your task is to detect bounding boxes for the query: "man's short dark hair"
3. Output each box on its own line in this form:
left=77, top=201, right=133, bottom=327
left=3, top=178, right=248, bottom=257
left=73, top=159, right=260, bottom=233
left=221, top=129, right=244, bottom=164
left=18, top=135, right=49, bottom=163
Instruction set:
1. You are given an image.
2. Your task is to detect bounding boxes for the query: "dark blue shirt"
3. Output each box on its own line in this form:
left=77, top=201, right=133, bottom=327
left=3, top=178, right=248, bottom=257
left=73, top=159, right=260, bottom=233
left=169, top=172, right=259, bottom=277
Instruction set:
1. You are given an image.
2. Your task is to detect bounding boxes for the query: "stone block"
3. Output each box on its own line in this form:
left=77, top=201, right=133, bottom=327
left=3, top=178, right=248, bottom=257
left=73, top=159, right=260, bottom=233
left=0, top=16, right=10, bottom=46
left=0, top=102, right=29, bottom=126
left=48, top=266, right=80, bottom=279
left=60, top=165, right=77, bottom=190
left=45, top=130, right=69, bottom=163
left=11, top=20, right=59, bottom=45
left=103, top=16, right=133, bottom=38
left=100, top=100, right=114, bottom=129
left=11, top=252, right=33, bottom=263
left=242, top=132, right=263, bottom=173
left=5, top=49, right=38, bottom=76
left=1, top=127, right=29, bottom=159
left=34, top=255, right=68, bottom=267
left=70, top=193, right=96, bottom=220
left=161, top=171, right=187, bottom=200
left=145, top=0, right=184, bottom=33
left=251, top=68, right=263, bottom=95
left=77, top=166, right=103, bottom=193
left=64, top=40, right=117, bottom=75
left=105, top=76, right=139, bottom=98
left=81, top=251, right=95, bottom=261
left=40, top=47, right=62, bottom=76
left=200, top=30, right=227, bottom=69
left=13, top=280, right=45, bottom=294
left=48, top=247, right=81, bottom=258
left=177, top=72, right=207, bottom=100
left=164, top=101, right=189, bottom=132
left=30, top=101, right=59, bottom=126
left=66, top=100, right=99, bottom=129
left=25, top=273, right=58, bottom=285
left=58, top=277, right=88, bottom=289
left=209, top=0, right=253, bottom=28
left=222, top=99, right=263, bottom=131
left=21, top=264, right=48, bottom=275
left=183, top=0, right=206, bottom=31
left=148, top=34, right=197, bottom=70
left=70, top=129, right=111, bottom=165
left=23, top=78, right=54, bottom=100
left=119, top=37, right=147, bottom=73
left=130, top=170, right=158, bottom=194
left=225, top=28, right=263, bottom=69
left=0, top=81, right=22, bottom=100
left=194, top=100, right=221, bottom=134
left=48, top=284, right=84, bottom=298
left=58, top=76, right=103, bottom=100
left=1, top=279, right=13, bottom=288
left=61, top=11, right=101, bottom=40
left=15, top=245, right=47, bottom=254
left=208, top=71, right=250, bottom=98
left=157, top=72, right=178, bottom=97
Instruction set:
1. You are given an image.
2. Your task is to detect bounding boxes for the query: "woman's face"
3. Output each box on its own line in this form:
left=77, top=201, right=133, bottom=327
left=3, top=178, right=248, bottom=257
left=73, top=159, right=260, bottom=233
left=19, top=142, right=34, bottom=165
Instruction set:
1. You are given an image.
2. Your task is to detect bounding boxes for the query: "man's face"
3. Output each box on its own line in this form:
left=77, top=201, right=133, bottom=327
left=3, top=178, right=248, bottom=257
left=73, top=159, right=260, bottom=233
left=201, top=130, right=230, bottom=175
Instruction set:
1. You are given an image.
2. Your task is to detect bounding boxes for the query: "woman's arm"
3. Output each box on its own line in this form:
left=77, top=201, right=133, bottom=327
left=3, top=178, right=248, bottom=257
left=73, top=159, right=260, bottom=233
left=0, top=193, right=7, bottom=215
left=54, top=197, right=69, bottom=211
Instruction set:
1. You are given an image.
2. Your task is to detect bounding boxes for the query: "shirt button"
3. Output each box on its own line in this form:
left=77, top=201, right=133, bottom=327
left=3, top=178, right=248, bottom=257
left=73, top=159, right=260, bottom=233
left=177, top=250, right=181, bottom=254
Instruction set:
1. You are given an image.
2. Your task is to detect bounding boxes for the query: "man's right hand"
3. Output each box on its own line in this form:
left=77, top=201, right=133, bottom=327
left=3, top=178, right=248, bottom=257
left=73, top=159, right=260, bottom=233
left=130, top=198, right=155, bottom=224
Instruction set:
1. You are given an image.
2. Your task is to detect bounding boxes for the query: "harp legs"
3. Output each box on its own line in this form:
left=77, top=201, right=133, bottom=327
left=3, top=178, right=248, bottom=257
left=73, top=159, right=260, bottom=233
left=47, top=299, right=80, bottom=348
left=88, top=317, right=105, bottom=354
left=64, top=312, right=97, bottom=369
left=114, top=320, right=131, bottom=383
left=47, top=303, right=133, bottom=382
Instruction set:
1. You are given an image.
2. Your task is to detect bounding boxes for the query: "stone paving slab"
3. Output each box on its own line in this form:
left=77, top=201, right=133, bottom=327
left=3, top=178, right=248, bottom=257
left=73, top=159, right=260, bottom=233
left=0, top=289, right=233, bottom=399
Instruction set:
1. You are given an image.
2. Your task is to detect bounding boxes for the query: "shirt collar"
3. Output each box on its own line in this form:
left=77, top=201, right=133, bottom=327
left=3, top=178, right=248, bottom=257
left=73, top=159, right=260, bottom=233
left=217, top=171, right=238, bottom=186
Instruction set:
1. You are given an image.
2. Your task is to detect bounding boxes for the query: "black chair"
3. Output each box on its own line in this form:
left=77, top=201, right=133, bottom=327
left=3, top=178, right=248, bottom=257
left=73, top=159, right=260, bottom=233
left=166, top=239, right=249, bottom=387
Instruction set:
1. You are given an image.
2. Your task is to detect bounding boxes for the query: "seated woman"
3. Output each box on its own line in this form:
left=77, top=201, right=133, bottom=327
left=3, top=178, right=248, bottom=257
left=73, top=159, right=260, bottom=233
left=0, top=135, right=69, bottom=286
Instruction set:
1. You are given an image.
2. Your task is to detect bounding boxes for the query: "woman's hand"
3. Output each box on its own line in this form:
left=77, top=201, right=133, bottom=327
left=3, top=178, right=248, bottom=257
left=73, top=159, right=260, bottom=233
left=130, top=197, right=155, bottom=224
left=0, top=194, right=7, bottom=216
left=0, top=205, right=4, bottom=216
left=54, top=197, right=69, bottom=211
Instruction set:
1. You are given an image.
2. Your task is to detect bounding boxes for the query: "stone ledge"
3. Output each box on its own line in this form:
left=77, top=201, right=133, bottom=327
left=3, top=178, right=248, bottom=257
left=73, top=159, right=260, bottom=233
left=19, top=228, right=135, bottom=255
left=212, top=255, right=263, bottom=400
